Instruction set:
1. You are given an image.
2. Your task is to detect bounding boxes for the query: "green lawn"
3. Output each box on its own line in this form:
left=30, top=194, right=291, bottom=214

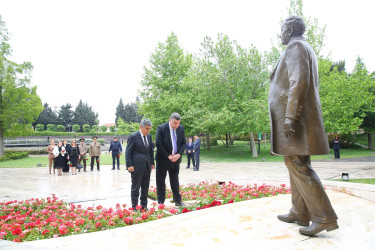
left=1, top=140, right=374, bottom=168
left=355, top=134, right=370, bottom=147
left=333, top=178, right=375, bottom=185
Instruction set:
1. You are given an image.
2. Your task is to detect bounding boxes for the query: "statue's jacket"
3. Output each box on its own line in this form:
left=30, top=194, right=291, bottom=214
left=269, top=36, right=329, bottom=156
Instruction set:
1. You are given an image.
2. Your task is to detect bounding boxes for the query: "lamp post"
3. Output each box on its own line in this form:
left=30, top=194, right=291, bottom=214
left=115, top=127, right=118, bottom=137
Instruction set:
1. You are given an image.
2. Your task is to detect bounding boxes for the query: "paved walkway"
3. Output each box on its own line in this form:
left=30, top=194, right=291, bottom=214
left=0, top=158, right=375, bottom=249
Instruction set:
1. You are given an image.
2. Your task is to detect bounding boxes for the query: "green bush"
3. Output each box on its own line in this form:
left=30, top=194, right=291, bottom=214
left=92, top=125, right=99, bottom=132
left=6, top=148, right=47, bottom=155
left=83, top=124, right=91, bottom=133
left=328, top=134, right=360, bottom=149
left=100, top=125, right=108, bottom=133
left=0, top=152, right=29, bottom=162
left=47, top=124, right=56, bottom=131
left=72, top=124, right=81, bottom=132
left=36, top=124, right=45, bottom=131
left=57, top=125, right=66, bottom=132
left=110, top=125, right=116, bottom=133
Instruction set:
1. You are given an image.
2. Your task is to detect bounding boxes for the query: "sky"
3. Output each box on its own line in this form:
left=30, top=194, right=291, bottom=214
left=1, top=0, right=375, bottom=124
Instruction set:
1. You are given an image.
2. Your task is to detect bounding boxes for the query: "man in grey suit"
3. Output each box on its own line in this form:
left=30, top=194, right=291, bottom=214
left=269, top=16, right=338, bottom=236
left=125, top=119, right=155, bottom=210
left=155, top=113, right=186, bottom=206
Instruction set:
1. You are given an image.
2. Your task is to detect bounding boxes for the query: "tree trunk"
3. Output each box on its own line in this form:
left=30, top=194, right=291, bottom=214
left=225, top=133, right=229, bottom=147
left=0, top=127, right=4, bottom=157
left=229, top=133, right=235, bottom=145
left=368, top=133, right=373, bottom=150
left=249, top=132, right=258, bottom=158
left=206, top=133, right=211, bottom=150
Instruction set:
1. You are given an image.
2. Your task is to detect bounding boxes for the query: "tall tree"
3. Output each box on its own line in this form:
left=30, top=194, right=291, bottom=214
left=186, top=34, right=270, bottom=156
left=123, top=102, right=141, bottom=123
left=0, top=15, right=43, bottom=156
left=73, top=100, right=98, bottom=128
left=115, top=98, right=125, bottom=125
left=353, top=57, right=375, bottom=149
left=58, top=103, right=74, bottom=130
left=139, top=32, right=193, bottom=129
left=34, top=102, right=59, bottom=127
left=319, top=57, right=375, bottom=133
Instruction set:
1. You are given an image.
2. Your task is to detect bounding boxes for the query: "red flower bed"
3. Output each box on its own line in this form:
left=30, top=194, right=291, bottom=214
left=0, top=195, right=167, bottom=242
left=0, top=182, right=290, bottom=242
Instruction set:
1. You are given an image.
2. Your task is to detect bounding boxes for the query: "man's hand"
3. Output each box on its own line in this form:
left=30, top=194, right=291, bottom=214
left=151, top=165, right=155, bottom=170
left=168, top=154, right=181, bottom=162
left=283, top=118, right=298, bottom=137
left=171, top=154, right=181, bottom=162
left=188, top=150, right=191, bottom=153
left=128, top=166, right=135, bottom=172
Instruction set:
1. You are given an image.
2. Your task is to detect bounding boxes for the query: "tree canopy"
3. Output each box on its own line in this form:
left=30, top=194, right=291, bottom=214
left=0, top=15, right=43, bottom=156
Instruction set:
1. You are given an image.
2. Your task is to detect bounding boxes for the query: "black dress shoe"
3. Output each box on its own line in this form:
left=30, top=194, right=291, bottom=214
left=117, top=168, right=120, bottom=170
left=299, top=221, right=338, bottom=236
left=186, top=166, right=190, bottom=169
left=175, top=202, right=186, bottom=207
left=111, top=168, right=115, bottom=170
left=277, top=213, right=310, bottom=227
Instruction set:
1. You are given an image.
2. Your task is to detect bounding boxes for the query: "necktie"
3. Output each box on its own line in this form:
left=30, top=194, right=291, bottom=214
left=143, top=136, right=148, bottom=150
left=172, top=129, right=177, bottom=154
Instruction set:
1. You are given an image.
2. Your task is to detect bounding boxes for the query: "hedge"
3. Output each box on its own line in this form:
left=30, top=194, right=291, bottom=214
left=0, top=152, right=29, bottom=162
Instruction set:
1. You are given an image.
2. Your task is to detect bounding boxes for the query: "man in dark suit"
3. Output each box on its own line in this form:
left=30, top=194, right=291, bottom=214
left=193, top=135, right=201, bottom=171
left=269, top=16, right=338, bottom=236
left=185, top=137, right=195, bottom=169
left=125, top=119, right=155, bottom=210
left=156, top=113, right=186, bottom=206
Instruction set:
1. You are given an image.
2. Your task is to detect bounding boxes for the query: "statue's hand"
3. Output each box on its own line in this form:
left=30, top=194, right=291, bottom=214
left=283, top=118, right=298, bottom=137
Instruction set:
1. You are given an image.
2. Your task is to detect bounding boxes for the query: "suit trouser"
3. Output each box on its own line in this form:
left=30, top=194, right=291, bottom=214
left=131, top=169, right=151, bottom=208
left=156, top=165, right=182, bottom=204
left=187, top=153, right=195, bottom=167
left=334, top=149, right=340, bottom=159
left=284, top=156, right=338, bottom=224
left=194, top=152, right=200, bottom=170
left=90, top=156, right=100, bottom=170
left=112, top=153, right=120, bottom=169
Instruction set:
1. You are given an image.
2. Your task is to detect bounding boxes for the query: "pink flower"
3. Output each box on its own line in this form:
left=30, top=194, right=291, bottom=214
left=169, top=208, right=178, bottom=214
left=157, top=204, right=165, bottom=210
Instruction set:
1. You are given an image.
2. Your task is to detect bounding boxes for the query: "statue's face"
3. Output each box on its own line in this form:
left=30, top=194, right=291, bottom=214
left=280, top=23, right=292, bottom=45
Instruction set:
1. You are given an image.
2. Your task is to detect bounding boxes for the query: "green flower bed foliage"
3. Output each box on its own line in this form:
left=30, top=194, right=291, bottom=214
left=0, top=152, right=29, bottom=162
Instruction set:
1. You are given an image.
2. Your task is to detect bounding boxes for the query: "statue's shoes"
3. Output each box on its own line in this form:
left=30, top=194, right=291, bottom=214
left=277, top=213, right=310, bottom=227
left=299, top=221, right=339, bottom=236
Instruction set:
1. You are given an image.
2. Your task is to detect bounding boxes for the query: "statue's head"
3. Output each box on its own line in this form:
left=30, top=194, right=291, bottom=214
left=280, top=16, right=306, bottom=45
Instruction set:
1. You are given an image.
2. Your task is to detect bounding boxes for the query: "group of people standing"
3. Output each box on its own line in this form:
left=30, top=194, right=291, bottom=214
left=46, top=136, right=103, bottom=175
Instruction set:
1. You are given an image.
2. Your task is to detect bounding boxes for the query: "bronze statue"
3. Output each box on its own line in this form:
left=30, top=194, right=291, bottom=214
left=269, top=16, right=338, bottom=236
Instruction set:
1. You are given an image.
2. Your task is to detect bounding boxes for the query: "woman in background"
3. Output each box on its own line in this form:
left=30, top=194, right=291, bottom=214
left=54, top=141, right=66, bottom=176
left=68, top=140, right=80, bottom=175
left=46, top=139, right=55, bottom=174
